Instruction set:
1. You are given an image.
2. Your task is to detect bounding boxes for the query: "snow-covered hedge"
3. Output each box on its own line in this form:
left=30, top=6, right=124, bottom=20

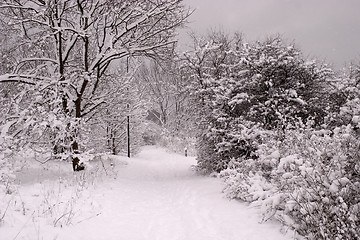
left=184, top=30, right=360, bottom=240
left=185, top=35, right=335, bottom=174
left=221, top=126, right=360, bottom=239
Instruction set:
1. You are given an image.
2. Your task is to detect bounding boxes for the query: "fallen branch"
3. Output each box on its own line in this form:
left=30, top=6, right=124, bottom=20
left=100, top=159, right=108, bottom=175
left=76, top=212, right=102, bottom=224
left=0, top=198, right=12, bottom=223
left=13, top=211, right=35, bottom=240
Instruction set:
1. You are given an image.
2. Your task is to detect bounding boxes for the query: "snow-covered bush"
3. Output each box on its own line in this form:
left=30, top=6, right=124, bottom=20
left=195, top=126, right=223, bottom=173
left=185, top=34, right=334, bottom=173
left=221, top=126, right=360, bottom=239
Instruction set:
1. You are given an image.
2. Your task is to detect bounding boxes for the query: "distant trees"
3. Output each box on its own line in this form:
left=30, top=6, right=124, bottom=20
left=138, top=60, right=190, bottom=125
left=136, top=59, right=194, bottom=152
left=138, top=61, right=174, bottom=126
left=0, top=0, right=191, bottom=167
left=87, top=64, right=148, bottom=155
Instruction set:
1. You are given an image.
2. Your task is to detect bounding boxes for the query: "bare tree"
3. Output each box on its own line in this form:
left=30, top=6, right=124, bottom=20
left=0, top=0, right=192, bottom=169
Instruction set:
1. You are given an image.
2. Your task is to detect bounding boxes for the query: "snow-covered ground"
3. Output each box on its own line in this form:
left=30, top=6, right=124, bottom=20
left=1, top=146, right=292, bottom=240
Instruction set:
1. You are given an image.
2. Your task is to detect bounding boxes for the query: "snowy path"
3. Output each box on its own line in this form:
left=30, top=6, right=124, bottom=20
left=1, top=146, right=291, bottom=240
left=61, top=146, right=290, bottom=240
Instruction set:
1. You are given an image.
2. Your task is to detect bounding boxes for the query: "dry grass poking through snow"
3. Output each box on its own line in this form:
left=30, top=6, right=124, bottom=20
left=0, top=153, right=127, bottom=239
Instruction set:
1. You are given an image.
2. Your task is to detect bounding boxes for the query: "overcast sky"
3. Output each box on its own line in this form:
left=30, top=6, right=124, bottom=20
left=179, top=0, right=360, bottom=69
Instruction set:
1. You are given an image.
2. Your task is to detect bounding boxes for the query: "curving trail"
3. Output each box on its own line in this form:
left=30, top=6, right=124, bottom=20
left=63, top=146, right=291, bottom=240
left=1, top=146, right=291, bottom=240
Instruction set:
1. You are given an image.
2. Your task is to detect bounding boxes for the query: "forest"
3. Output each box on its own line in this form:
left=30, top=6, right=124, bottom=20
left=0, top=1, right=359, bottom=239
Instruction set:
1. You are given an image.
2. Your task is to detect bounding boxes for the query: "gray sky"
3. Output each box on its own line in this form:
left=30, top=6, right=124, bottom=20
left=179, top=0, right=360, bottom=69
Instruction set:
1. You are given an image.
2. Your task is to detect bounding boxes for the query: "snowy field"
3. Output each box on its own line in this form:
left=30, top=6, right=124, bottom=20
left=1, top=146, right=291, bottom=240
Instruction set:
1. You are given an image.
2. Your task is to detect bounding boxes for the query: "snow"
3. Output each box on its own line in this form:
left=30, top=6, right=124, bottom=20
left=0, top=146, right=291, bottom=240
left=0, top=74, right=11, bottom=82
left=352, top=115, right=360, bottom=124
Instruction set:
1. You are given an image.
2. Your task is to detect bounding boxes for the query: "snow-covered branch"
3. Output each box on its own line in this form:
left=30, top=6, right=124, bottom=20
left=0, top=73, right=52, bottom=85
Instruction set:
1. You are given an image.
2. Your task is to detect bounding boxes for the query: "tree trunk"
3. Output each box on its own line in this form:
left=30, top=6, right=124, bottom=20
left=112, top=130, right=117, bottom=155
